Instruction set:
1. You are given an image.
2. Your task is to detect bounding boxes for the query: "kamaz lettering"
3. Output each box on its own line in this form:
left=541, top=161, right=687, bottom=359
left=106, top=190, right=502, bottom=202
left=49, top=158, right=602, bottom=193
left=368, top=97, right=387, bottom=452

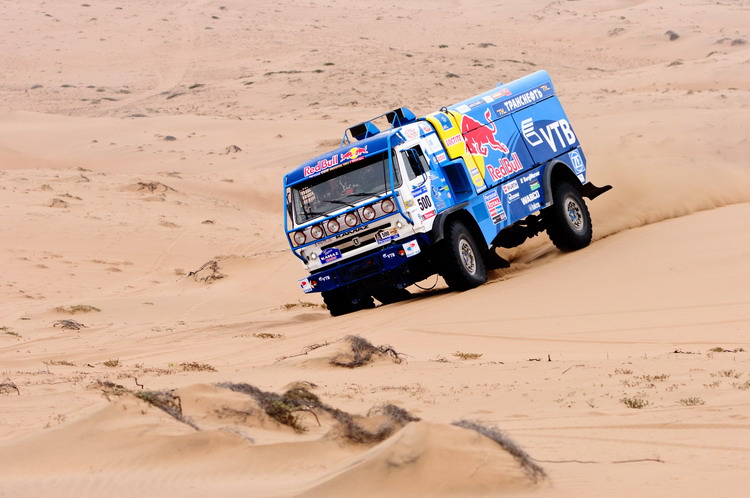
left=284, top=69, right=611, bottom=316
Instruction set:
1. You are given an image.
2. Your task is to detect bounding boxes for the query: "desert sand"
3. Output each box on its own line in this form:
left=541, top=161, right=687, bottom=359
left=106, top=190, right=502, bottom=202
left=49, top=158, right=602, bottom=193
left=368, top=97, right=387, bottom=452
left=1, top=0, right=749, bottom=496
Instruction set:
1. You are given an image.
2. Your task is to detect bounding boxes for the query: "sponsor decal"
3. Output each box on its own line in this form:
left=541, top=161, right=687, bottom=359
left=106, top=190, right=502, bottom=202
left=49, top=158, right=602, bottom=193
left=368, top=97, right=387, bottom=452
left=403, top=126, right=419, bottom=141
left=469, top=167, right=480, bottom=178
left=577, top=173, right=585, bottom=183
left=487, top=152, right=523, bottom=182
left=419, top=122, right=432, bottom=134
left=456, top=104, right=471, bottom=113
left=404, top=199, right=416, bottom=209
left=461, top=109, right=510, bottom=157
left=521, top=190, right=540, bottom=206
left=530, top=180, right=540, bottom=191
left=403, top=240, right=421, bottom=257
left=502, top=180, right=519, bottom=194
left=469, top=99, right=484, bottom=109
left=412, top=185, right=428, bottom=197
left=435, top=113, right=453, bottom=131
left=376, top=228, right=400, bottom=245
left=320, top=248, right=342, bottom=264
left=527, top=201, right=541, bottom=211
left=482, top=95, right=494, bottom=103
left=318, top=275, right=331, bottom=282
left=569, top=149, right=584, bottom=173
left=435, top=152, right=447, bottom=162
left=492, top=83, right=552, bottom=115
left=340, top=145, right=368, bottom=162
left=444, top=134, right=464, bottom=147
left=502, top=88, right=545, bottom=112
left=521, top=117, right=577, bottom=153
left=519, top=171, right=540, bottom=184
left=303, top=155, right=339, bottom=177
left=299, top=278, right=312, bottom=293
left=419, top=209, right=436, bottom=221
left=490, top=88, right=512, bottom=100
left=483, top=190, right=507, bottom=224
left=508, top=192, right=520, bottom=202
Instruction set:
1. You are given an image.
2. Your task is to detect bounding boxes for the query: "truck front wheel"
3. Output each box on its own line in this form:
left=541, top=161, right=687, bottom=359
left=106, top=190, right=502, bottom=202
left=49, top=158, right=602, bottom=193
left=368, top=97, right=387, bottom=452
left=439, top=220, right=487, bottom=291
left=544, top=182, right=592, bottom=251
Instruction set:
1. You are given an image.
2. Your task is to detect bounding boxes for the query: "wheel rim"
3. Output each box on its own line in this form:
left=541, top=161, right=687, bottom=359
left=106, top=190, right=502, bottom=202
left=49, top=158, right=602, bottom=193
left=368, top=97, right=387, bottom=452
left=458, top=237, right=477, bottom=275
left=563, top=195, right=585, bottom=232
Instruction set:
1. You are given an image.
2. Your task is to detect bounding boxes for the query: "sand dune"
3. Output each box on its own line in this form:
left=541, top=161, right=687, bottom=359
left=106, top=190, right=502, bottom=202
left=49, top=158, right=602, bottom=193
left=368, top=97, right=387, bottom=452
left=1, top=0, right=749, bottom=496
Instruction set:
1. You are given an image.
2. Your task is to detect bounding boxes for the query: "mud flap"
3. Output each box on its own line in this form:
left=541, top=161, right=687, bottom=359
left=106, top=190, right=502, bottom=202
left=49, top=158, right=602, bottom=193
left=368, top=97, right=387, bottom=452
left=578, top=182, right=612, bottom=200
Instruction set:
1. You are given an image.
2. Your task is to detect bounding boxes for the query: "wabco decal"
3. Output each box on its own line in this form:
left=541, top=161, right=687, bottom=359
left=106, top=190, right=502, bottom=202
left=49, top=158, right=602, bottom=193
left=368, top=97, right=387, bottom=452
left=521, top=191, right=540, bottom=206
left=462, top=109, right=509, bottom=157
left=521, top=118, right=576, bottom=153
left=486, top=152, right=523, bottom=182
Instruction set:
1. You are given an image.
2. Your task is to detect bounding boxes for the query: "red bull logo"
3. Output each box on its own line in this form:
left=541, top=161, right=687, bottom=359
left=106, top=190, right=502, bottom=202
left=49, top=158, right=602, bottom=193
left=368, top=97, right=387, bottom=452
left=340, top=146, right=368, bottom=162
left=461, top=109, right=509, bottom=157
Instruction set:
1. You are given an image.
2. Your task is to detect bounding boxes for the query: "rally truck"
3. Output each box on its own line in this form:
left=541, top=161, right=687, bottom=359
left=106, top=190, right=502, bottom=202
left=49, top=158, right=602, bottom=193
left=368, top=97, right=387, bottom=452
left=283, top=70, right=611, bottom=316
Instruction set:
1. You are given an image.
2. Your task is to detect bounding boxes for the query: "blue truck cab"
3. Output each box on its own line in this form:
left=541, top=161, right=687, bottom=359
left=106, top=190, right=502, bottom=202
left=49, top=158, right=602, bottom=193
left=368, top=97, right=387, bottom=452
left=283, top=70, right=611, bottom=316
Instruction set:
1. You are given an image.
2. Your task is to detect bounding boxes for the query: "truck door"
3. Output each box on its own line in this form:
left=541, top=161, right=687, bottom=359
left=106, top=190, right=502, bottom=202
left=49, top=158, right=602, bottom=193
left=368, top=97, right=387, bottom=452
left=399, top=145, right=437, bottom=227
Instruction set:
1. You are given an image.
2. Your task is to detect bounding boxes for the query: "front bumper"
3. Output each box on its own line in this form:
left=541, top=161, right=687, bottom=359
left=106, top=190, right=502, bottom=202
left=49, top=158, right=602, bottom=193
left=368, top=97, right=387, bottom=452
left=299, top=236, right=426, bottom=294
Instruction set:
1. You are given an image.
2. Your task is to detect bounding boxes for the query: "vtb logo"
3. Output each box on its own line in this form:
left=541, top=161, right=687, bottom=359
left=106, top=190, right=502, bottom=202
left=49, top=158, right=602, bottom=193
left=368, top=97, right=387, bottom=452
left=521, top=118, right=576, bottom=153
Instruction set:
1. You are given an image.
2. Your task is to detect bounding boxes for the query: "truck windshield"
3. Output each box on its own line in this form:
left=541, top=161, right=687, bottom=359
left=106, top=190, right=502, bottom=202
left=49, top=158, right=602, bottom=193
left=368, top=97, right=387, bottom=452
left=290, top=151, right=401, bottom=225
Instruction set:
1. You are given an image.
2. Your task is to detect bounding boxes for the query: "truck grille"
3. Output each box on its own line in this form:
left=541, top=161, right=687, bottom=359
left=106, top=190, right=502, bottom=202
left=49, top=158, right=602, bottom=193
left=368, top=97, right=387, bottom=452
left=337, top=256, right=380, bottom=284
left=321, top=222, right=390, bottom=255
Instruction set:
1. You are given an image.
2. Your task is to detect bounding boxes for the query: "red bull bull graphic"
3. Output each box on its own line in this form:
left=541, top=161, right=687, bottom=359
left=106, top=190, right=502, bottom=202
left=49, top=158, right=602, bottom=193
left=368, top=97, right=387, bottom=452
left=340, top=146, right=368, bottom=162
left=461, top=109, right=509, bottom=157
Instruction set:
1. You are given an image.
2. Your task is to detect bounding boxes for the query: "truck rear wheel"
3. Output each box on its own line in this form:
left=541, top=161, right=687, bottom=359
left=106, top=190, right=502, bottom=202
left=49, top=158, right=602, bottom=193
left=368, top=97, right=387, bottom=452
left=439, top=220, right=487, bottom=291
left=322, top=289, right=374, bottom=317
left=544, top=182, right=592, bottom=251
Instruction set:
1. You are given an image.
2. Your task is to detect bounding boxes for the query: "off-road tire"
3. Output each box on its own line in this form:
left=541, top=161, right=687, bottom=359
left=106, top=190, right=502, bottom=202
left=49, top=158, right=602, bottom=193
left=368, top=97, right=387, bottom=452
left=322, top=290, right=374, bottom=317
left=544, top=182, right=592, bottom=251
left=373, top=287, right=412, bottom=305
left=439, top=220, right=487, bottom=291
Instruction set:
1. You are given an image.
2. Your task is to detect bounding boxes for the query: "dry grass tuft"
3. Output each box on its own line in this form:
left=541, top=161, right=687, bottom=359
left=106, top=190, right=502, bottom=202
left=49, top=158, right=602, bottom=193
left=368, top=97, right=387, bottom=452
left=180, top=361, right=217, bottom=372
left=53, top=304, right=100, bottom=314
left=53, top=319, right=86, bottom=330
left=134, top=389, right=199, bottom=429
left=330, top=335, right=404, bottom=368
left=453, top=351, right=482, bottom=360
left=217, top=382, right=419, bottom=441
left=187, top=260, right=225, bottom=283
left=1, top=378, right=20, bottom=395
left=452, top=419, right=547, bottom=482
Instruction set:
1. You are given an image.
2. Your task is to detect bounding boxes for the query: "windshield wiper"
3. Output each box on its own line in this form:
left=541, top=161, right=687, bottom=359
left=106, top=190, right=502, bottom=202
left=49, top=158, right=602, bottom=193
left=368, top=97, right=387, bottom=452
left=348, top=191, right=383, bottom=198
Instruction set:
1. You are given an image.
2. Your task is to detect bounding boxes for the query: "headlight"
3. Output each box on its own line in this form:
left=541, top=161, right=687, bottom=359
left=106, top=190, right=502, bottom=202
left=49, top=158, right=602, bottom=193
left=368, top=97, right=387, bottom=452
left=310, top=224, right=324, bottom=239
left=362, top=205, right=376, bottom=220
left=293, top=231, right=306, bottom=245
left=381, top=198, right=395, bottom=213
left=327, top=219, right=340, bottom=233
left=344, top=212, right=358, bottom=227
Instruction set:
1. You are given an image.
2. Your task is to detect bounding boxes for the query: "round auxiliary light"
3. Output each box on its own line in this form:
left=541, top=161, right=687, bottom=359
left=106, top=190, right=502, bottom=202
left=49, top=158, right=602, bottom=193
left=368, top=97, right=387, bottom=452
left=381, top=198, right=395, bottom=214
left=344, top=212, right=358, bottom=227
left=310, top=224, right=324, bottom=239
left=362, top=205, right=376, bottom=221
left=293, top=231, right=306, bottom=246
left=327, top=219, right=340, bottom=233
